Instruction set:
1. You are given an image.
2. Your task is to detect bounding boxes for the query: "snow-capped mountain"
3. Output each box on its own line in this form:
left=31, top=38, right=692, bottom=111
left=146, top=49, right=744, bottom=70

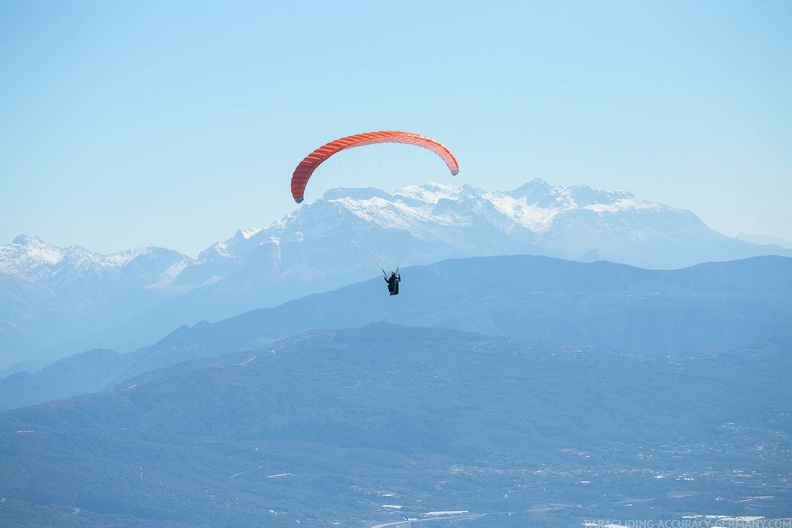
left=0, top=235, right=193, bottom=294
left=2, top=179, right=789, bottom=374
left=182, top=178, right=778, bottom=280
left=0, top=236, right=194, bottom=371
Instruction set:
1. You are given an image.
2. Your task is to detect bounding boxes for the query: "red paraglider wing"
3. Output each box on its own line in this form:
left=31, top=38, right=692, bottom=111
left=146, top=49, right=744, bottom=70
left=291, top=130, right=459, bottom=203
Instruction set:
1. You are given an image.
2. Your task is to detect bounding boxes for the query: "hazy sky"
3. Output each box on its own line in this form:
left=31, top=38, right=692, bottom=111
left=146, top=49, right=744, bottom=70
left=2, top=0, right=790, bottom=257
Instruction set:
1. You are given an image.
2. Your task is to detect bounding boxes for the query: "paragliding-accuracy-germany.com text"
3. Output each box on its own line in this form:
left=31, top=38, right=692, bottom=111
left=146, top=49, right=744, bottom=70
left=584, top=519, right=792, bottom=528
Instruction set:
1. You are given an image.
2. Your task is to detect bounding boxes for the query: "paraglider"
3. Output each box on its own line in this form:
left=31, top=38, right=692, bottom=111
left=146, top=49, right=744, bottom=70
left=384, top=269, right=401, bottom=296
left=290, top=130, right=458, bottom=296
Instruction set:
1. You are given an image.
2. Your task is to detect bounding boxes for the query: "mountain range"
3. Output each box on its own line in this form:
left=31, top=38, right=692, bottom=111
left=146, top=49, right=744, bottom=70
left=3, top=178, right=791, bottom=526
left=736, top=232, right=792, bottom=249
left=1, top=325, right=789, bottom=526
left=2, top=253, right=790, bottom=411
left=2, top=179, right=790, bottom=374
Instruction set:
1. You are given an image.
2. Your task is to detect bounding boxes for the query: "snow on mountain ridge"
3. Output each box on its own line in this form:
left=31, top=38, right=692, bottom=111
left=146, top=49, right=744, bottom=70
left=239, top=227, right=263, bottom=239
left=103, top=245, right=162, bottom=266
left=563, top=184, right=633, bottom=207
left=152, top=259, right=192, bottom=289
left=322, top=187, right=393, bottom=201
left=197, top=226, right=270, bottom=263
left=1, top=236, right=66, bottom=281
left=484, top=191, right=558, bottom=231
left=334, top=196, right=435, bottom=228
left=3, top=235, right=64, bottom=269
left=583, top=197, right=662, bottom=214
left=161, top=179, right=669, bottom=273
left=0, top=236, right=193, bottom=289
left=309, top=180, right=660, bottom=234
left=394, top=182, right=465, bottom=204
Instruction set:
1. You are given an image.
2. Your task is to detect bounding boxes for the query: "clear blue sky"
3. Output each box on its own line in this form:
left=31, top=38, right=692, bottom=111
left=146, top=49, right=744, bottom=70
left=2, top=0, right=790, bottom=257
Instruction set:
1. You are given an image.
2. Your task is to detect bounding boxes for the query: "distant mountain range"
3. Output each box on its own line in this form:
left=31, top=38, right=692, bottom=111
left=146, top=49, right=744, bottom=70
left=0, top=235, right=194, bottom=371
left=1, top=324, right=789, bottom=526
left=2, top=180, right=790, bottom=373
left=3, top=254, right=790, bottom=411
left=736, top=232, right=792, bottom=249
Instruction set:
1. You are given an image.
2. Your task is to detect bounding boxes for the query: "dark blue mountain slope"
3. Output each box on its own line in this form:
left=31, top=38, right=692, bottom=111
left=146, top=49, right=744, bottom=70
left=0, top=325, right=789, bottom=526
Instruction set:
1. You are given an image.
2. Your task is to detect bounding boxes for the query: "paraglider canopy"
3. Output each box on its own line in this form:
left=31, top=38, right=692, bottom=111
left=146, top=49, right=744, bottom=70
left=290, top=130, right=459, bottom=204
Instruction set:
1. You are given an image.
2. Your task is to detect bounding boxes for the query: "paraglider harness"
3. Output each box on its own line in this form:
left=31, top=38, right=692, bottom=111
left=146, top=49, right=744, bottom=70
left=384, top=267, right=400, bottom=296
